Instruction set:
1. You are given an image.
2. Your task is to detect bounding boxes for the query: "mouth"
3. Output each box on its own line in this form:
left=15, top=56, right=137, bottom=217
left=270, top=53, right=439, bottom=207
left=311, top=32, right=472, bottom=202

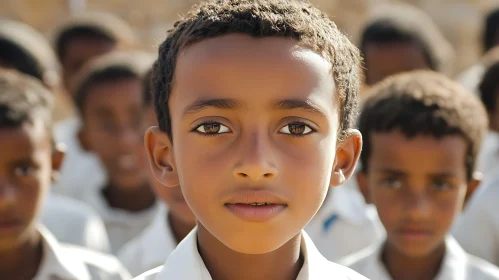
left=224, top=190, right=288, bottom=222
left=117, top=154, right=139, bottom=171
left=397, top=227, right=433, bottom=240
left=0, top=219, right=23, bottom=232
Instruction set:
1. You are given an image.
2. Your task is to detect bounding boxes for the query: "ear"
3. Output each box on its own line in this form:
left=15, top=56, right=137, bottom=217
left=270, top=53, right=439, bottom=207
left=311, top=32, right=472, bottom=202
left=330, top=129, right=362, bottom=187
left=356, top=171, right=372, bottom=204
left=51, top=143, right=66, bottom=182
left=144, top=126, right=179, bottom=187
left=77, top=125, right=91, bottom=152
left=463, top=171, right=482, bottom=208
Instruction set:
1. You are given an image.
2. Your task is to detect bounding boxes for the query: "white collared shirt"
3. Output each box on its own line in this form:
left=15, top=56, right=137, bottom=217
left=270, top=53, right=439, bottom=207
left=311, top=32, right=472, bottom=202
left=340, top=236, right=499, bottom=280
left=118, top=204, right=177, bottom=277
left=133, top=228, right=369, bottom=280
left=80, top=188, right=159, bottom=254
left=52, top=117, right=107, bottom=199
left=305, top=183, right=385, bottom=261
left=41, top=193, right=111, bottom=253
left=476, top=131, right=499, bottom=179
left=33, top=226, right=131, bottom=280
left=453, top=175, right=499, bottom=266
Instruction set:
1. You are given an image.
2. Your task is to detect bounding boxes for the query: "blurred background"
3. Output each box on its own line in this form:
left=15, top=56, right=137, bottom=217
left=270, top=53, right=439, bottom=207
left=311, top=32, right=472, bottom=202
left=1, top=0, right=497, bottom=74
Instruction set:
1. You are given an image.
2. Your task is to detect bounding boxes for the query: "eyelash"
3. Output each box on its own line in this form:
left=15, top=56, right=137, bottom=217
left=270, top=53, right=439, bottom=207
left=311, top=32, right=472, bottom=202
left=191, top=120, right=316, bottom=137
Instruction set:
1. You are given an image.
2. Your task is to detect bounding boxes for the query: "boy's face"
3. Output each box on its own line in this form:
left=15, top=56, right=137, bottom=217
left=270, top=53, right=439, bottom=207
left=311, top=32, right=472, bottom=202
left=80, top=78, right=147, bottom=190
left=357, top=131, right=475, bottom=258
left=61, top=36, right=115, bottom=91
left=142, top=106, right=196, bottom=225
left=145, top=34, right=361, bottom=254
left=364, top=42, right=430, bottom=85
left=0, top=120, right=63, bottom=250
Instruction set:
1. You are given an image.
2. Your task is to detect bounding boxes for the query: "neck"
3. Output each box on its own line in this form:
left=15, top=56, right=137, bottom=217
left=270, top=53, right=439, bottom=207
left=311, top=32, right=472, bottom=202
left=0, top=230, right=43, bottom=280
left=197, top=224, right=304, bottom=280
left=102, top=183, right=156, bottom=212
left=168, top=212, right=196, bottom=244
left=382, top=241, right=445, bottom=280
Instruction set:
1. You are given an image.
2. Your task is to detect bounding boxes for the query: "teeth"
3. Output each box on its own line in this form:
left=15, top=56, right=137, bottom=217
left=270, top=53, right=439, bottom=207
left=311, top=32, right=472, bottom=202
left=250, top=203, right=268, bottom=206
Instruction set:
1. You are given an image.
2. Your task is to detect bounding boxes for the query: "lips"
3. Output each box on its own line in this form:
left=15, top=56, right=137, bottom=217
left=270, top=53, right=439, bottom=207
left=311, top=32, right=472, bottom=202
left=0, top=219, right=23, bottom=232
left=117, top=154, right=139, bottom=171
left=397, top=227, right=433, bottom=240
left=224, top=190, right=288, bottom=222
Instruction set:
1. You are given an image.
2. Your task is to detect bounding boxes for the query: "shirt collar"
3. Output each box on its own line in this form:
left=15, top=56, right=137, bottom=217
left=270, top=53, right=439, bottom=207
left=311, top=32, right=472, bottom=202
left=141, top=205, right=178, bottom=269
left=153, top=228, right=356, bottom=280
left=361, top=236, right=468, bottom=280
left=34, top=226, right=90, bottom=280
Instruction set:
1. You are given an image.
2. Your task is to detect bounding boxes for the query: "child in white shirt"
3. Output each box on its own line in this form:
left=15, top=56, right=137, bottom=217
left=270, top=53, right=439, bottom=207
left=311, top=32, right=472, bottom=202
left=74, top=51, right=159, bottom=253
left=341, top=71, right=499, bottom=279
left=135, top=0, right=369, bottom=279
left=0, top=69, right=130, bottom=279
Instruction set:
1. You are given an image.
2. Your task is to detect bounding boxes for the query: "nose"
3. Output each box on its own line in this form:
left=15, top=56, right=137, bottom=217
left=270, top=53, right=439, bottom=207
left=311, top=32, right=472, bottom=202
left=232, top=132, right=278, bottom=181
left=0, top=179, right=17, bottom=210
left=403, top=188, right=431, bottom=219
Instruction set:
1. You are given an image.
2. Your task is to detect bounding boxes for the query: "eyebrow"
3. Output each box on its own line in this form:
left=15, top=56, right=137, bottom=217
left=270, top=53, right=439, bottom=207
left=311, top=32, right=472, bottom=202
left=271, top=99, right=327, bottom=116
left=183, top=98, right=243, bottom=117
left=375, top=168, right=408, bottom=177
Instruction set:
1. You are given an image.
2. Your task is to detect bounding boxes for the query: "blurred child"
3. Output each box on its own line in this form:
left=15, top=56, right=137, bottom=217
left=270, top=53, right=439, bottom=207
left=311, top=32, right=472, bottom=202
left=136, top=0, right=368, bottom=279
left=360, top=4, right=453, bottom=86
left=52, top=11, right=137, bottom=199
left=0, top=19, right=110, bottom=253
left=341, top=71, right=499, bottom=279
left=118, top=70, right=197, bottom=276
left=74, top=51, right=158, bottom=253
left=0, top=69, right=130, bottom=279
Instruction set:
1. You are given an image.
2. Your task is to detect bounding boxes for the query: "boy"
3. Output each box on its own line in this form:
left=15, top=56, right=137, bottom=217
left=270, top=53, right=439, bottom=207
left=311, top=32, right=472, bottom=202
left=0, top=19, right=110, bottom=253
left=74, top=51, right=159, bottom=253
left=52, top=11, right=137, bottom=199
left=360, top=4, right=453, bottom=86
left=137, top=0, right=367, bottom=279
left=340, top=71, right=499, bottom=279
left=118, top=70, right=197, bottom=276
left=0, top=69, right=130, bottom=279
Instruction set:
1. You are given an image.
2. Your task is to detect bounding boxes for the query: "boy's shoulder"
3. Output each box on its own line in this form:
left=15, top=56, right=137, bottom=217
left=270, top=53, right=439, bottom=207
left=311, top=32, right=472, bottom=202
left=38, top=227, right=131, bottom=279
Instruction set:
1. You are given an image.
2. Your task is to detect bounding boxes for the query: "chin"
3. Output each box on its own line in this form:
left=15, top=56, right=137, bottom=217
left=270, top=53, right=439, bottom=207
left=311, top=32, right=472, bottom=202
left=217, top=226, right=300, bottom=255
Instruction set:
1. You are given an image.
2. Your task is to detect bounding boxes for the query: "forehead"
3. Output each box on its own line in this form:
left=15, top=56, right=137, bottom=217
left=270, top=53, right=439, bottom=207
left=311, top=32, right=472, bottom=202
left=172, top=34, right=336, bottom=111
left=368, top=131, right=467, bottom=172
left=63, top=36, right=115, bottom=61
left=365, top=42, right=429, bottom=67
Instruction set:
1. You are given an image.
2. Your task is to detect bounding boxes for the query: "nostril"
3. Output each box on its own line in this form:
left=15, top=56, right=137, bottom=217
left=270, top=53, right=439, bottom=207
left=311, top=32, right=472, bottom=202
left=263, top=173, right=273, bottom=178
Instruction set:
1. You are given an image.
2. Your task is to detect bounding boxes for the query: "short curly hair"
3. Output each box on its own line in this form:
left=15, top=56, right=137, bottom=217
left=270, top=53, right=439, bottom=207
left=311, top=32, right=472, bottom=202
left=0, top=69, right=53, bottom=131
left=479, top=59, right=499, bottom=114
left=358, top=71, right=488, bottom=180
left=152, top=0, right=361, bottom=141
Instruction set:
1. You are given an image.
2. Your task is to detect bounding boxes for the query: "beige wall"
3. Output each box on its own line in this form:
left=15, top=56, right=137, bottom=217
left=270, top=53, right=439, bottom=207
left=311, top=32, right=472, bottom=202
left=0, top=0, right=498, bottom=74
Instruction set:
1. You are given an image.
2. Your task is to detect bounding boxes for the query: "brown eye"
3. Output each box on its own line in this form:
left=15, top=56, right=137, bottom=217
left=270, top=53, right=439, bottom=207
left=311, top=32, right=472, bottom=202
left=279, top=123, right=313, bottom=135
left=196, top=122, right=230, bottom=134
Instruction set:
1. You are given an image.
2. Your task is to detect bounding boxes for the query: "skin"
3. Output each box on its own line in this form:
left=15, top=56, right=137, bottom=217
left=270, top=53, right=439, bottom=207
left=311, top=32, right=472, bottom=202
left=0, top=120, right=64, bottom=279
left=142, top=106, right=196, bottom=242
left=60, top=36, right=115, bottom=92
left=145, top=34, right=362, bottom=280
left=357, top=131, right=479, bottom=280
left=364, top=42, right=431, bottom=85
left=79, top=78, right=155, bottom=212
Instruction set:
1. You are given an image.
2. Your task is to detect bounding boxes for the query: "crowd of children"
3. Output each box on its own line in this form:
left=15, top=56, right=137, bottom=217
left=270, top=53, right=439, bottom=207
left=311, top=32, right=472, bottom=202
left=2, top=0, right=499, bottom=279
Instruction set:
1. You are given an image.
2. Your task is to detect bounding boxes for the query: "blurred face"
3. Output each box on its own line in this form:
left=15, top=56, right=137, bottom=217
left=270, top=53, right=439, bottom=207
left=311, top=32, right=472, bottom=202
left=80, top=78, right=147, bottom=190
left=364, top=42, right=430, bottom=85
left=146, top=34, right=361, bottom=254
left=61, top=36, right=115, bottom=91
left=142, top=106, right=196, bottom=225
left=358, top=131, right=472, bottom=258
left=0, top=120, right=62, bottom=250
